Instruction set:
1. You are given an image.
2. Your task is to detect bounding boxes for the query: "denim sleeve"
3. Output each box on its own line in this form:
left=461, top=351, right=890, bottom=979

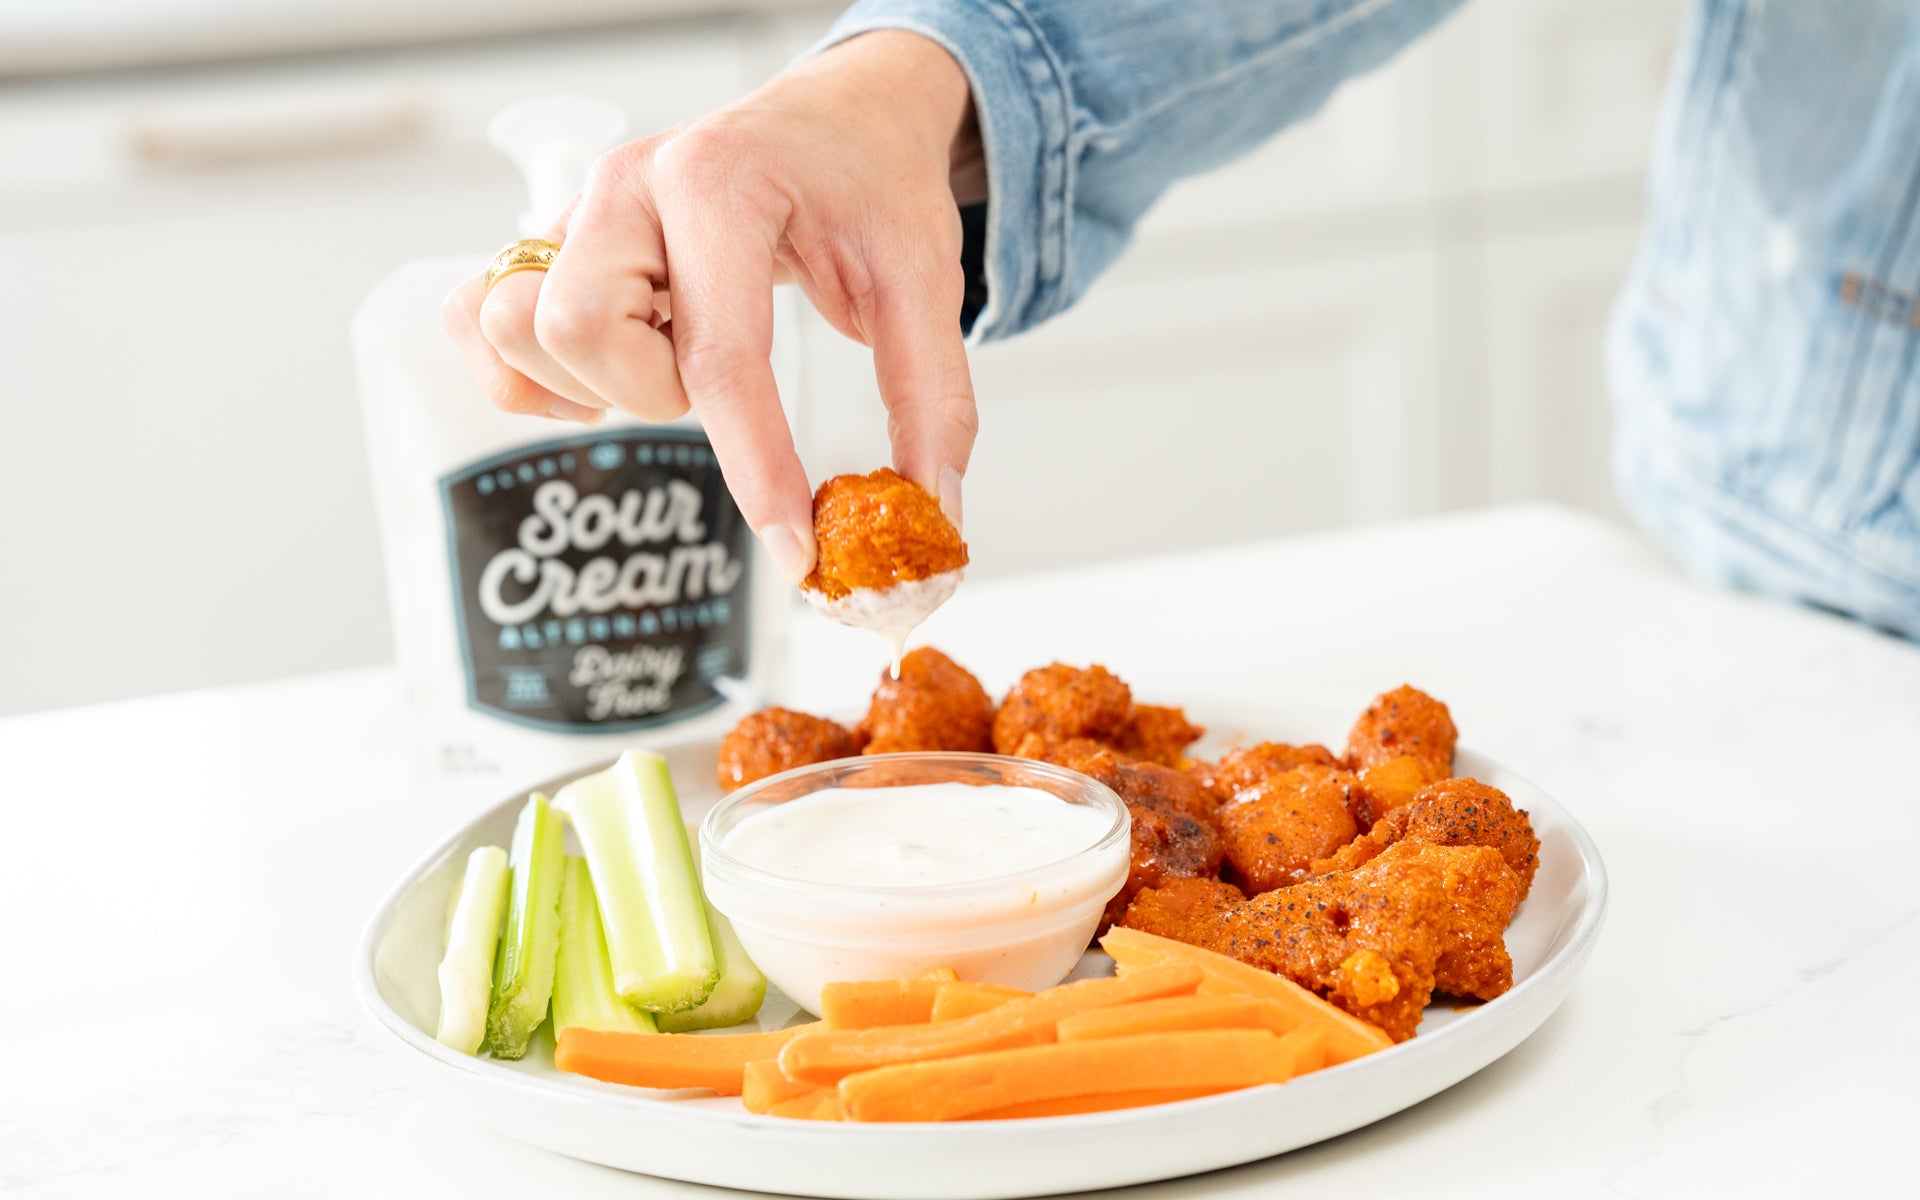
left=814, top=0, right=1466, bottom=341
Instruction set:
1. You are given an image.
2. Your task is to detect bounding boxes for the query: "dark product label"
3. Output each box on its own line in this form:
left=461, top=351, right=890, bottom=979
left=439, top=428, right=750, bottom=734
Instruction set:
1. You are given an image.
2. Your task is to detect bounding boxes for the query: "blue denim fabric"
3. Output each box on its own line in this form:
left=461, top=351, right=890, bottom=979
left=819, top=0, right=1920, bottom=639
left=1611, top=0, right=1920, bottom=639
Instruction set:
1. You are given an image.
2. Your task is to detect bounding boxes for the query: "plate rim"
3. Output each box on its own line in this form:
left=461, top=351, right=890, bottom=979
left=354, top=708, right=1609, bottom=1139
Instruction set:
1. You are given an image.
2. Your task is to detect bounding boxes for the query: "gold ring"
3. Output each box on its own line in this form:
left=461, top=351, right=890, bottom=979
left=483, top=238, right=562, bottom=294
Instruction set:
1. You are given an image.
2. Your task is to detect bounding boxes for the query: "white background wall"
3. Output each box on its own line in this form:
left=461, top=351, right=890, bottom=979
left=0, top=0, right=1683, bottom=716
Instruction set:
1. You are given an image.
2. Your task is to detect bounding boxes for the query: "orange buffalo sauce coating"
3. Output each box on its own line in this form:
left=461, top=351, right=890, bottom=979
left=1195, top=742, right=1343, bottom=801
left=1344, top=684, right=1457, bottom=774
left=991, top=663, right=1134, bottom=756
left=802, top=468, right=968, bottom=601
left=716, top=708, right=863, bottom=793
left=858, top=647, right=995, bottom=754
left=1216, top=765, right=1361, bottom=894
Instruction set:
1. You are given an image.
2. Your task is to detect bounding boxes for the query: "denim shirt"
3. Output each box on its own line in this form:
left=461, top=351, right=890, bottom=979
left=820, top=0, right=1920, bottom=640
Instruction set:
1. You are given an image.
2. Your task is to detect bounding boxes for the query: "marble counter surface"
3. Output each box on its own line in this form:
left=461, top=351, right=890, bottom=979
left=5, top=504, right=1915, bottom=1198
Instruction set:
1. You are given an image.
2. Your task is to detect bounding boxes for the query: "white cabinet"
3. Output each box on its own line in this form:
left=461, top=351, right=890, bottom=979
left=1457, top=0, right=1683, bottom=197
left=1131, top=25, right=1449, bottom=239
left=798, top=238, right=1446, bottom=579
left=1472, top=222, right=1643, bottom=521
left=892, top=0, right=1680, bottom=575
left=962, top=249, right=1445, bottom=574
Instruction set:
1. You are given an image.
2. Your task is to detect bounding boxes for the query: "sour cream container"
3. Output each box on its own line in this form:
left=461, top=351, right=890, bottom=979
left=699, top=754, right=1131, bottom=1016
left=353, top=95, right=798, bottom=823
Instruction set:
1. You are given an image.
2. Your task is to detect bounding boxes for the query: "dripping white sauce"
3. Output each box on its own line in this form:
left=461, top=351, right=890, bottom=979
left=803, top=568, right=964, bottom=676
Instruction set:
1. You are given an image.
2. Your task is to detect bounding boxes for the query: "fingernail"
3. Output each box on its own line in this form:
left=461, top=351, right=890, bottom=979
left=938, top=466, right=964, bottom=535
left=759, top=524, right=813, bottom=587
left=547, top=398, right=605, bottom=424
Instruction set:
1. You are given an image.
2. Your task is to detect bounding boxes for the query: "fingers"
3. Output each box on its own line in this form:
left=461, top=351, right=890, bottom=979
left=652, top=128, right=817, bottom=584
left=462, top=147, right=686, bottom=425
left=534, top=157, right=691, bottom=423
left=476, top=270, right=610, bottom=411
left=451, top=125, right=817, bottom=586
left=442, top=276, right=603, bottom=423
left=869, top=249, right=977, bottom=532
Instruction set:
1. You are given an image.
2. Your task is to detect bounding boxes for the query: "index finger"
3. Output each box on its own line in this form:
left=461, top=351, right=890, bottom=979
left=653, top=133, right=815, bottom=585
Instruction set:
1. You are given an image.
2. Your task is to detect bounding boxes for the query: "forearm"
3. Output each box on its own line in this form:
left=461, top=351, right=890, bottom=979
left=816, top=0, right=1467, bottom=340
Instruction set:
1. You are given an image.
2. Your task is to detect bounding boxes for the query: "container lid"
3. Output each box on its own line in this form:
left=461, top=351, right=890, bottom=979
left=487, top=94, right=627, bottom=237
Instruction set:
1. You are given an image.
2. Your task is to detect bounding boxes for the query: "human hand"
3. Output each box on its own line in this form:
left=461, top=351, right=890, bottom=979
left=442, top=31, right=983, bottom=584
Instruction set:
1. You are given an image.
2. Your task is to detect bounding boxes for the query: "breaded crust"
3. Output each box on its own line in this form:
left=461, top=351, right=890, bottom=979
left=858, top=646, right=995, bottom=754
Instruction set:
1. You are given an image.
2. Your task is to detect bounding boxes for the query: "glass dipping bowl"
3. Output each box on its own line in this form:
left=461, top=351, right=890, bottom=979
left=699, top=753, right=1132, bottom=1017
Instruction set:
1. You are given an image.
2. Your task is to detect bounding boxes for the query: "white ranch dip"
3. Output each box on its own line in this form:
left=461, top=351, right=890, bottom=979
left=719, top=781, right=1110, bottom=887
left=703, top=772, right=1132, bottom=1016
left=802, top=568, right=964, bottom=676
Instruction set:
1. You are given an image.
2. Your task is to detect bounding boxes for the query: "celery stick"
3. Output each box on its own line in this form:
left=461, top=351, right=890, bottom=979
left=654, top=895, right=765, bottom=1032
left=484, top=792, right=566, bottom=1059
left=552, top=855, right=656, bottom=1035
left=554, top=750, right=717, bottom=1013
left=435, top=845, right=510, bottom=1056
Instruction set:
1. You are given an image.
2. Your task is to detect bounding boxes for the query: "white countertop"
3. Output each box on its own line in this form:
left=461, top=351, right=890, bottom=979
left=5, top=504, right=1915, bottom=1198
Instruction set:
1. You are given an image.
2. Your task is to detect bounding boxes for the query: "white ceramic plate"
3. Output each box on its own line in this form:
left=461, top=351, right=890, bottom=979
left=357, top=707, right=1607, bottom=1199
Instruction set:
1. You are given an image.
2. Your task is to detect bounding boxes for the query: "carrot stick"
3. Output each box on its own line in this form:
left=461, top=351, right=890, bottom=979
left=779, top=965, right=1203, bottom=1085
left=811, top=1092, right=847, bottom=1121
left=967, top=1086, right=1230, bottom=1119
left=1245, top=998, right=1307, bottom=1037
left=553, top=1025, right=813, bottom=1095
left=815, top=967, right=966, bottom=1027
left=972, top=1026, right=1328, bottom=1117
left=837, top=1028, right=1302, bottom=1122
left=1056, top=994, right=1320, bottom=1041
left=1280, top=1025, right=1329, bottom=1075
left=1055, top=994, right=1264, bottom=1041
left=1099, top=928, right=1392, bottom=1064
left=741, top=1058, right=823, bottom=1114
left=764, top=1087, right=839, bottom=1119
left=819, top=979, right=949, bottom=1029
left=931, top=982, right=1032, bottom=1022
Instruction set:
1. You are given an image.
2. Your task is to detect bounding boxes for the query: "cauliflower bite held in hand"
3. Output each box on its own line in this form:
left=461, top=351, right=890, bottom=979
left=716, top=708, right=863, bottom=793
left=800, top=469, right=968, bottom=664
left=857, top=646, right=994, bottom=754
